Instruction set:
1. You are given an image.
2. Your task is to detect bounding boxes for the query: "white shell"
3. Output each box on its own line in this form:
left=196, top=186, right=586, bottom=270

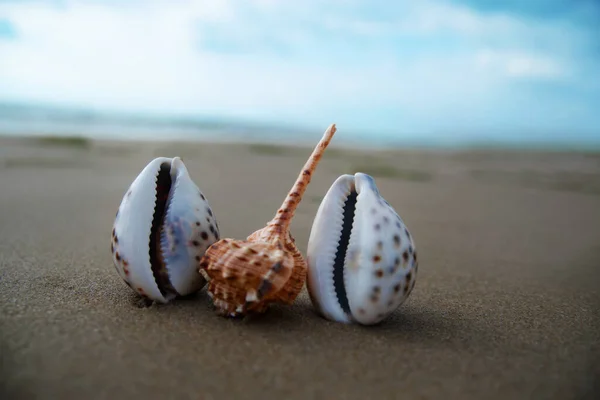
left=111, top=157, right=220, bottom=303
left=306, top=173, right=418, bottom=325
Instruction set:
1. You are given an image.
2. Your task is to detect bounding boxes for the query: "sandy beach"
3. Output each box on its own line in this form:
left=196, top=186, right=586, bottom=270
left=0, top=135, right=598, bottom=399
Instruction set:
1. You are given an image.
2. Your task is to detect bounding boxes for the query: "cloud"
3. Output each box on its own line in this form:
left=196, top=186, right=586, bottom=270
left=474, top=49, right=565, bottom=79
left=0, top=0, right=598, bottom=140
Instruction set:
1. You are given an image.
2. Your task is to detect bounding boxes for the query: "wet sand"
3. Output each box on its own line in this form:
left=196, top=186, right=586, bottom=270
left=0, top=135, right=599, bottom=399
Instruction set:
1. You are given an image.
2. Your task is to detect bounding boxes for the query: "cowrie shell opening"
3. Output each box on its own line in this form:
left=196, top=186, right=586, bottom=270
left=111, top=157, right=220, bottom=303
left=307, top=173, right=418, bottom=325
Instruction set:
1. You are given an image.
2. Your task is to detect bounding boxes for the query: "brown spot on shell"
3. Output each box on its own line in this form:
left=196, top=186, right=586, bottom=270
left=196, top=221, right=201, bottom=226
left=200, top=238, right=298, bottom=316
left=394, top=284, right=401, bottom=293
left=201, top=232, right=209, bottom=240
left=393, top=235, right=400, bottom=247
left=373, top=255, right=381, bottom=263
left=272, top=262, right=283, bottom=272
left=192, top=240, right=200, bottom=246
left=375, top=269, right=384, bottom=278
left=257, top=279, right=273, bottom=299
left=403, top=251, right=409, bottom=263
left=115, top=252, right=121, bottom=261
left=374, top=223, right=381, bottom=231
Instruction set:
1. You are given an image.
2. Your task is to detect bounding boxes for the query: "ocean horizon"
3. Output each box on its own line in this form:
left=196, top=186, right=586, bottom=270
left=1, top=101, right=598, bottom=152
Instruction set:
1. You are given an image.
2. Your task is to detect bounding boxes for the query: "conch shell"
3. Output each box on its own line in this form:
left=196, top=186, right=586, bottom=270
left=306, top=172, right=418, bottom=325
left=199, top=124, right=337, bottom=317
left=111, top=157, right=220, bottom=303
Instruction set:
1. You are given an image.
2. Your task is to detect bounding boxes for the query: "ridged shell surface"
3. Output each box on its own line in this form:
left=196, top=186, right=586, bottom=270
left=198, top=124, right=338, bottom=318
left=306, top=173, right=418, bottom=325
left=199, top=238, right=295, bottom=317
left=111, top=157, right=220, bottom=303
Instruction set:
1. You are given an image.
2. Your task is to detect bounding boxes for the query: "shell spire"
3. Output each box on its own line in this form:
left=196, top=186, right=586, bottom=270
left=265, top=123, right=337, bottom=235
left=199, top=124, right=337, bottom=318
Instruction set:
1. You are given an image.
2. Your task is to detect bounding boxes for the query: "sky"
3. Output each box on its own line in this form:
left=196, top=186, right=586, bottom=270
left=0, top=0, right=599, bottom=145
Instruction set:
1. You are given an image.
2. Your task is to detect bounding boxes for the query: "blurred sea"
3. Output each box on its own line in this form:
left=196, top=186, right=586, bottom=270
left=0, top=101, right=304, bottom=143
left=1, top=101, right=598, bottom=151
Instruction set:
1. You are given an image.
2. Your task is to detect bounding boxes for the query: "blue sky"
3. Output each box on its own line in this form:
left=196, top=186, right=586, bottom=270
left=0, top=0, right=599, bottom=144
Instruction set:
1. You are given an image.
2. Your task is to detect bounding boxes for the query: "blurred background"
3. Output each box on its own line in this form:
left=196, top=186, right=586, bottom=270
left=1, top=4, right=599, bottom=399
left=0, top=0, right=598, bottom=149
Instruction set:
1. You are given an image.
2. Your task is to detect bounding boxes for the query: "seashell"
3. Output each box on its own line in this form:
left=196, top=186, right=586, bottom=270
left=306, top=172, right=418, bottom=325
left=198, top=124, right=337, bottom=317
left=111, top=157, right=220, bottom=303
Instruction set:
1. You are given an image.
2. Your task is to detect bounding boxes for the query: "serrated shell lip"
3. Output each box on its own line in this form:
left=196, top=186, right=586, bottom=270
left=112, top=157, right=171, bottom=303
left=307, top=172, right=415, bottom=325
left=150, top=159, right=180, bottom=300
left=158, top=156, right=218, bottom=297
left=160, top=157, right=189, bottom=296
left=307, top=173, right=361, bottom=323
left=112, top=156, right=218, bottom=303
